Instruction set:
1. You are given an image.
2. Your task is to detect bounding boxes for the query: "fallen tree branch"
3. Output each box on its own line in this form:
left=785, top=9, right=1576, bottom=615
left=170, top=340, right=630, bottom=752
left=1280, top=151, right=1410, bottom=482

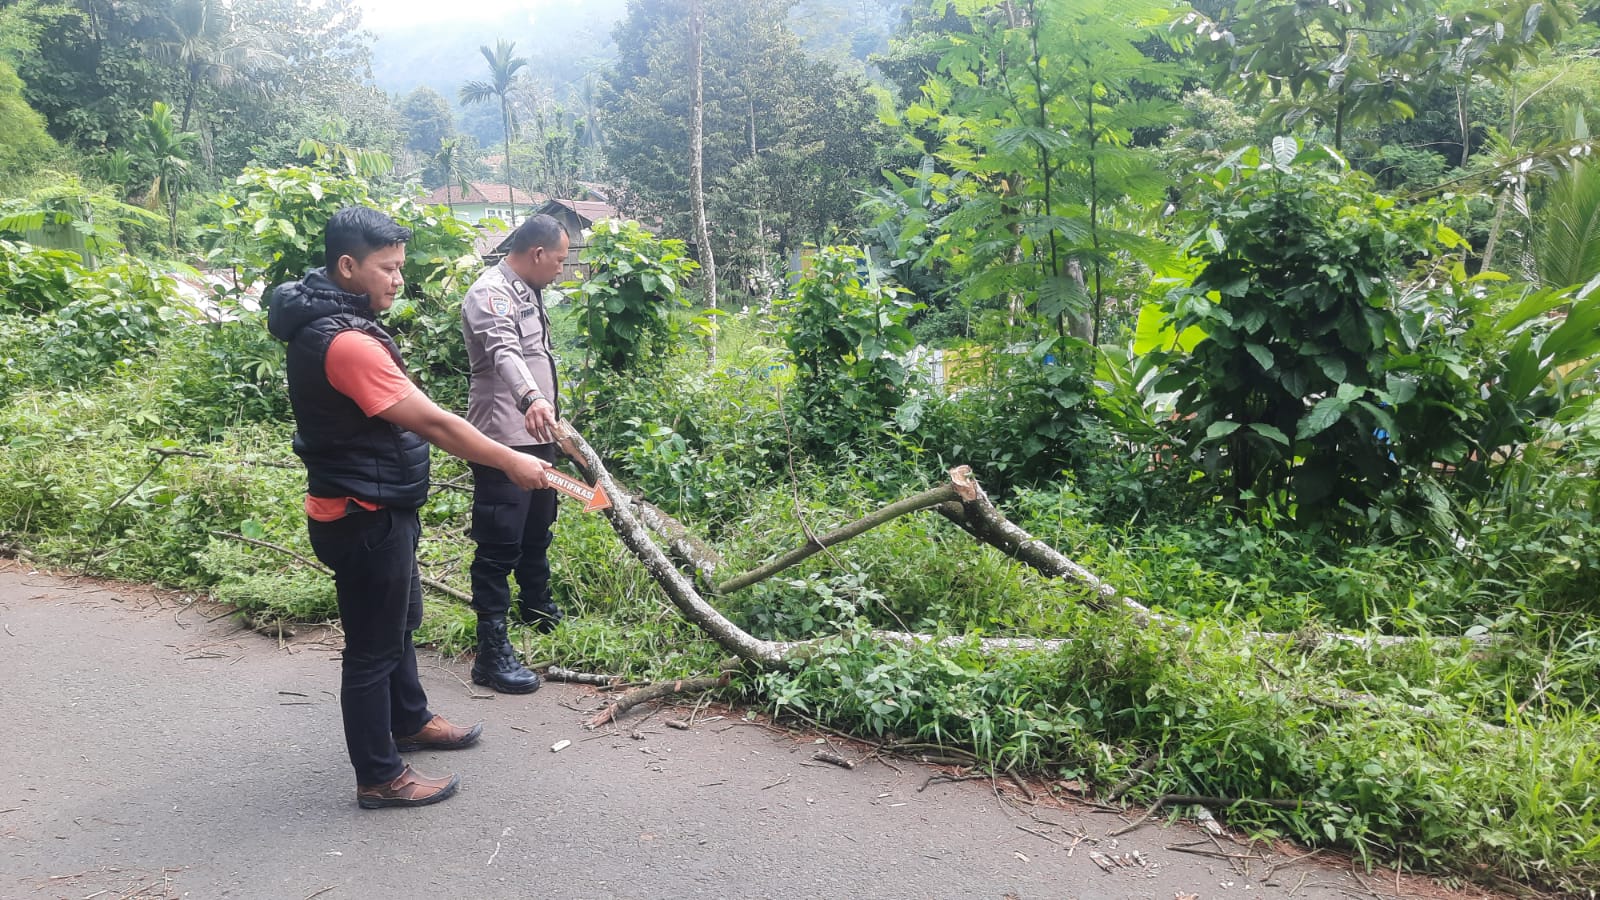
left=210, top=531, right=329, bottom=575
left=919, top=772, right=984, bottom=792
left=555, top=422, right=787, bottom=667
left=932, top=468, right=1154, bottom=622
left=1106, top=755, right=1158, bottom=803
left=86, top=447, right=210, bottom=561
left=812, top=750, right=855, bottom=770
left=553, top=423, right=1495, bottom=688
left=629, top=490, right=723, bottom=581
left=1157, top=794, right=1325, bottom=811
left=417, top=574, right=470, bottom=603
left=933, top=472, right=1478, bottom=649
left=715, top=481, right=967, bottom=594
left=545, top=666, right=622, bottom=687
left=585, top=674, right=729, bottom=729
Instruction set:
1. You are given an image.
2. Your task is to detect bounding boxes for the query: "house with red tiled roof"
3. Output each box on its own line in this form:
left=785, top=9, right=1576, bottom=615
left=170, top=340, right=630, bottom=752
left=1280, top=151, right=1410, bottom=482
left=420, top=181, right=546, bottom=226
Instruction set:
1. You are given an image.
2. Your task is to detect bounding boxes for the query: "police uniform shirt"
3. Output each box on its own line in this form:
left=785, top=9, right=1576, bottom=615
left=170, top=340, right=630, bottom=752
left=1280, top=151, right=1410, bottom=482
left=461, top=260, right=558, bottom=447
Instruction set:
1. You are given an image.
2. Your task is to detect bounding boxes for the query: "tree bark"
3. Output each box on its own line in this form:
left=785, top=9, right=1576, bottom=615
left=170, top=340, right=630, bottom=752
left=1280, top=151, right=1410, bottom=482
left=627, top=486, right=724, bottom=582
left=502, top=99, right=516, bottom=224
left=688, top=0, right=720, bottom=363
left=931, top=468, right=1156, bottom=623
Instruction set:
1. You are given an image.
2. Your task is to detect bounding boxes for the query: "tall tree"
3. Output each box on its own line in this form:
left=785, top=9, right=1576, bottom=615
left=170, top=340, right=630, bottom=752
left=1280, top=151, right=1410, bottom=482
left=432, top=136, right=469, bottom=215
left=14, top=0, right=172, bottom=151
left=1188, top=0, right=1574, bottom=151
left=400, top=86, right=454, bottom=155
left=461, top=39, right=529, bottom=222
left=601, top=0, right=885, bottom=291
left=876, top=0, right=1178, bottom=344
left=137, top=100, right=197, bottom=247
left=688, top=0, right=718, bottom=354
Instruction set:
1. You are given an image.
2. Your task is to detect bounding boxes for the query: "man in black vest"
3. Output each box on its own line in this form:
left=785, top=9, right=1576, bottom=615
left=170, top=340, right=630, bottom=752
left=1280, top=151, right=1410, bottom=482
left=268, top=206, right=553, bottom=809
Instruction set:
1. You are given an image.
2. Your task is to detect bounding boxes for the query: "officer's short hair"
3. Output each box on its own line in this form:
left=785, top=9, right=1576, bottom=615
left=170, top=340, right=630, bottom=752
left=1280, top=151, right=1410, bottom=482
left=506, top=214, right=566, bottom=255
left=325, top=207, right=412, bottom=270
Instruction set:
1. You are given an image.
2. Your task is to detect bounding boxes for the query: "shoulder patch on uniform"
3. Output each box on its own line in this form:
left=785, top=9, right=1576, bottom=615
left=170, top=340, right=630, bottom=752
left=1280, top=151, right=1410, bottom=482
left=490, top=296, right=511, bottom=317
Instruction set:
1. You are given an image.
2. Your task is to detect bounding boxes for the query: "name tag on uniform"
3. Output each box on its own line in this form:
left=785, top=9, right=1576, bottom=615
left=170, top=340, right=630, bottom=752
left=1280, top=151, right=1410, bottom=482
left=520, top=306, right=539, bottom=320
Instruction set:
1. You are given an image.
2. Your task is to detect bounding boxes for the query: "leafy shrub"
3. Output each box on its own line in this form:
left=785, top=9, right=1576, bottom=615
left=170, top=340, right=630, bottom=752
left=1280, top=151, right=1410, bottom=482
left=207, top=159, right=480, bottom=298
left=779, top=246, right=923, bottom=449
left=0, top=58, right=54, bottom=176
left=1162, top=140, right=1449, bottom=530
left=0, top=239, right=79, bottom=315
left=206, top=159, right=483, bottom=410
left=34, top=259, right=179, bottom=386
left=906, top=339, right=1101, bottom=493
left=387, top=291, right=470, bottom=412
left=157, top=309, right=291, bottom=439
left=573, top=317, right=791, bottom=525
left=566, top=218, right=698, bottom=377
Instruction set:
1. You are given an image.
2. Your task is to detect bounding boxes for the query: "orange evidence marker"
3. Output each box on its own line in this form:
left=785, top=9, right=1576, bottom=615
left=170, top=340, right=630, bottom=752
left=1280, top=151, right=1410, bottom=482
left=544, top=469, right=612, bottom=512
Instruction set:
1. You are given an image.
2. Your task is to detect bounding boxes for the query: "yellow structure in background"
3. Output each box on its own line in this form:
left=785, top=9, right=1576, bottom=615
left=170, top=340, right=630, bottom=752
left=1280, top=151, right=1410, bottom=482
left=939, top=345, right=991, bottom=392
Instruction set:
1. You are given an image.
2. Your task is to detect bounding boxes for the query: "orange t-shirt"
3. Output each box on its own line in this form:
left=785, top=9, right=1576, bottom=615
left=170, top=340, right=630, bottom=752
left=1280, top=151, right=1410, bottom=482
left=304, top=331, right=419, bottom=522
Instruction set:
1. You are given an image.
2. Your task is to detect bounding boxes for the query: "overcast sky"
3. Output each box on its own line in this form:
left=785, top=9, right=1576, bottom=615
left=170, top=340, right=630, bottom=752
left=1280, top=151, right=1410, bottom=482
left=356, top=0, right=558, bottom=29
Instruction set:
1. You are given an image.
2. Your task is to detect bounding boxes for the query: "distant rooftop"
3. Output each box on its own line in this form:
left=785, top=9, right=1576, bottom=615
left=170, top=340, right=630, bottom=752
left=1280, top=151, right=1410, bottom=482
left=420, top=181, right=543, bottom=207
left=540, top=197, right=620, bottom=224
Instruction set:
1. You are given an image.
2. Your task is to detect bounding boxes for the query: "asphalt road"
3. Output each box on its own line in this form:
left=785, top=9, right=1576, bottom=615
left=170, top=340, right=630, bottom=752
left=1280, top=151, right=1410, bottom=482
left=0, top=564, right=1489, bottom=900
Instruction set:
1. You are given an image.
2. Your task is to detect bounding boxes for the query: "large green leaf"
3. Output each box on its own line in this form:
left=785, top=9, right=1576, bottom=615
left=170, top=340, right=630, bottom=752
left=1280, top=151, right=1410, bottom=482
left=1297, top=396, right=1348, bottom=439
left=1133, top=303, right=1206, bottom=355
left=1205, top=420, right=1242, bottom=440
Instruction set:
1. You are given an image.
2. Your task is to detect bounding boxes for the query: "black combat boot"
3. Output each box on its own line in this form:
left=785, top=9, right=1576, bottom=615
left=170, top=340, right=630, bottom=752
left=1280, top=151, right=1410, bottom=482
left=470, top=617, right=542, bottom=694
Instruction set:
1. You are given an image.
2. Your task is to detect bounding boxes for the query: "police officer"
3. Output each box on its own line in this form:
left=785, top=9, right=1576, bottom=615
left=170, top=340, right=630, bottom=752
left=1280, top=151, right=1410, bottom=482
left=460, top=214, right=570, bottom=693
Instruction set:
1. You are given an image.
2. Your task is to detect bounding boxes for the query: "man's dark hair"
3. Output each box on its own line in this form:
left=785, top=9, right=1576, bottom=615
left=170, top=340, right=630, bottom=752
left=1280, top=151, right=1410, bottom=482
left=506, top=214, right=567, bottom=255
left=325, top=206, right=413, bottom=271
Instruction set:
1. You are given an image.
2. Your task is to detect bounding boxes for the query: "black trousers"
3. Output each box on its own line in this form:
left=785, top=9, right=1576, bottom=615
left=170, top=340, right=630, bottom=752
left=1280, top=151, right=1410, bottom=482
left=468, top=444, right=559, bottom=619
left=307, top=506, right=433, bottom=786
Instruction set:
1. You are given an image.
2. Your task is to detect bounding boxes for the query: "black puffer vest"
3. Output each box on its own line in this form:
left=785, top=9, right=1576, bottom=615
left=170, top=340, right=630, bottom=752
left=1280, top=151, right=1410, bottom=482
left=267, top=268, right=430, bottom=510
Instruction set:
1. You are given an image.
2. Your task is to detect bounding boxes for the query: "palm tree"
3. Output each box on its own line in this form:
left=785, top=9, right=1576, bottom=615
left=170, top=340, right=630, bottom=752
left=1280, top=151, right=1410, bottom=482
left=460, top=40, right=529, bottom=223
left=154, top=0, right=280, bottom=132
left=1532, top=109, right=1600, bottom=289
left=138, top=102, right=198, bottom=248
left=432, top=137, right=470, bottom=217
left=576, top=72, right=606, bottom=157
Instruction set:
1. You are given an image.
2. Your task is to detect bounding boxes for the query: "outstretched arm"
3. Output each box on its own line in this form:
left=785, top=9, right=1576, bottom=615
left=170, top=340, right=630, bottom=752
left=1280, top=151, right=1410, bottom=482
left=379, top=392, right=551, bottom=490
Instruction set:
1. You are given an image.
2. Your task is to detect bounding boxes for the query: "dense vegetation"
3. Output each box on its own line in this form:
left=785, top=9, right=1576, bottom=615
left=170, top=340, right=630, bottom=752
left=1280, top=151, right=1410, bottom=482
left=3, top=0, right=1599, bottom=893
